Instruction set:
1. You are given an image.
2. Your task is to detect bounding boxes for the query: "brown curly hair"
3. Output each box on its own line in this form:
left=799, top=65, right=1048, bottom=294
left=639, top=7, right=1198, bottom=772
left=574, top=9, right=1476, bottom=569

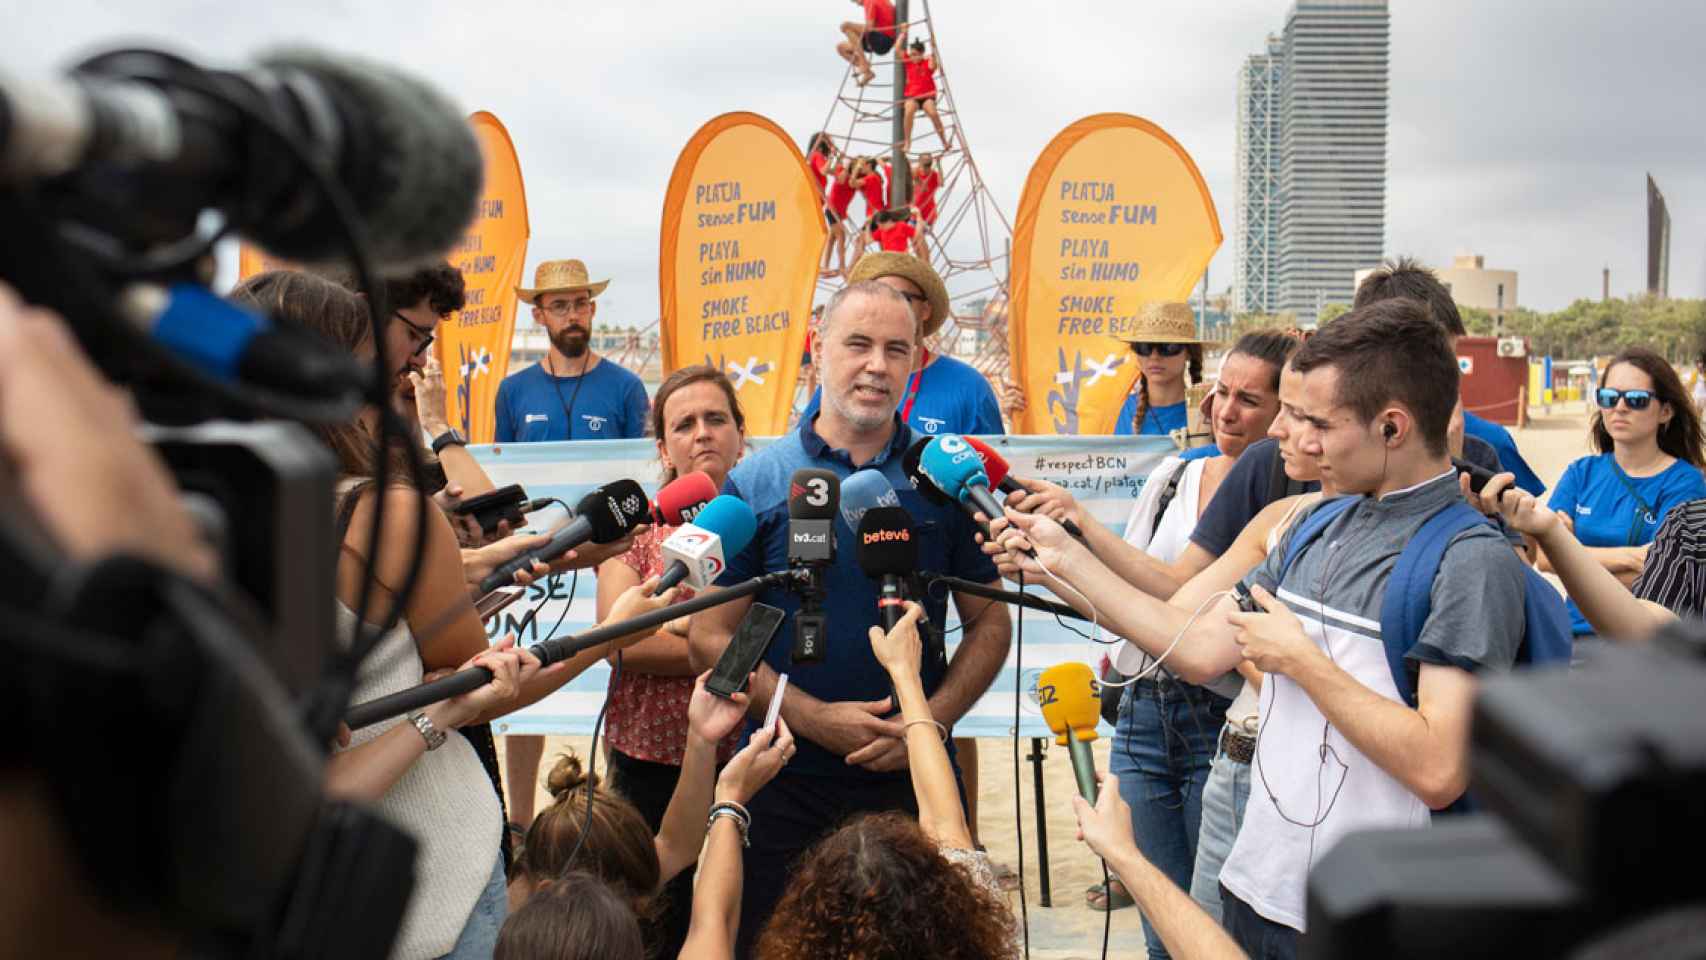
left=753, top=812, right=1017, bottom=960
left=512, top=753, right=660, bottom=922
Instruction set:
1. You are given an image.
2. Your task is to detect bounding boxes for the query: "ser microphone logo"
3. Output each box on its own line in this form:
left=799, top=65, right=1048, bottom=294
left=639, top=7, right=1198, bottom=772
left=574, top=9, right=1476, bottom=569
left=861, top=528, right=912, bottom=545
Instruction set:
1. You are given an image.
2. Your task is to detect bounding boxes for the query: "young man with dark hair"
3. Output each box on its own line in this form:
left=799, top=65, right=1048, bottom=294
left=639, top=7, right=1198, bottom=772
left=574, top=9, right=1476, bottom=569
left=1355, top=257, right=1545, bottom=495
left=989, top=299, right=1526, bottom=958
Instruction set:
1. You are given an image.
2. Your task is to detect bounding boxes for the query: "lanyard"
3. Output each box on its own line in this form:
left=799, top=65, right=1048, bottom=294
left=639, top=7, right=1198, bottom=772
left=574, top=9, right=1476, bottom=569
left=900, top=348, right=930, bottom=423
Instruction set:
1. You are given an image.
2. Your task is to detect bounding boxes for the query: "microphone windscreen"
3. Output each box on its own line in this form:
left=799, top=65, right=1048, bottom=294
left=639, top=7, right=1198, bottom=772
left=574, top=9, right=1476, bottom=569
left=574, top=479, right=650, bottom=543
left=840, top=469, right=900, bottom=531
left=692, top=496, right=759, bottom=555
left=255, top=50, right=482, bottom=266
left=655, top=471, right=718, bottom=525
left=788, top=468, right=840, bottom=520
left=961, top=436, right=1011, bottom=489
left=1038, top=661, right=1101, bottom=739
left=918, top=435, right=989, bottom=505
left=856, top=506, right=917, bottom=578
left=902, top=437, right=951, bottom=506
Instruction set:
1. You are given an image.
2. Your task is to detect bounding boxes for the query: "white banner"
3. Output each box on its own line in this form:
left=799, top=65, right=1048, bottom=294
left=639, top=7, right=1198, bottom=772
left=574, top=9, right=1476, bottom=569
left=475, top=435, right=1176, bottom=738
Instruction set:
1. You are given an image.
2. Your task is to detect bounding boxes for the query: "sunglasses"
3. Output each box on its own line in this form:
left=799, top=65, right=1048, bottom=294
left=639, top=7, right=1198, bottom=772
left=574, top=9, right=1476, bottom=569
left=1131, top=342, right=1186, bottom=358
left=393, top=312, right=436, bottom=357
left=1596, top=388, right=1654, bottom=411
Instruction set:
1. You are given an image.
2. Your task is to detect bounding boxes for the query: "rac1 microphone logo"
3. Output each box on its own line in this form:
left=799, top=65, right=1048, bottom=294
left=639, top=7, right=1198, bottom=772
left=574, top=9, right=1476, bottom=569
left=678, top=501, right=708, bottom=523
left=862, top=527, right=913, bottom=545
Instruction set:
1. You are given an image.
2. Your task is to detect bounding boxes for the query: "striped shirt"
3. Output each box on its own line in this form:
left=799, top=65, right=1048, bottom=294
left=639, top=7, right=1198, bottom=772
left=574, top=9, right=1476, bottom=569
left=1631, top=497, right=1706, bottom=620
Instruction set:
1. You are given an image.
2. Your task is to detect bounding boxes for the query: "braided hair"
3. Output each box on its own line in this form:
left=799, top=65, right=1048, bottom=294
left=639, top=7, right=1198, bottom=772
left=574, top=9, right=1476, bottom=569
left=1130, top=343, right=1204, bottom=434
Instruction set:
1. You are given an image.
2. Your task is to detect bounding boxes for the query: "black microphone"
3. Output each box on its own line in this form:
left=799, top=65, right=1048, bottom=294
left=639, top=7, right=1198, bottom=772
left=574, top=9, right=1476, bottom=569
left=787, top=468, right=839, bottom=664
left=857, top=506, right=917, bottom=632
left=2, top=47, right=482, bottom=266
left=476, top=480, right=648, bottom=594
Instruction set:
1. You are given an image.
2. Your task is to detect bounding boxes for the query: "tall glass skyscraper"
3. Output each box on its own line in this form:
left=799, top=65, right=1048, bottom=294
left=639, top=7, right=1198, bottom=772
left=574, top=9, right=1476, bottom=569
left=1237, top=0, right=1389, bottom=324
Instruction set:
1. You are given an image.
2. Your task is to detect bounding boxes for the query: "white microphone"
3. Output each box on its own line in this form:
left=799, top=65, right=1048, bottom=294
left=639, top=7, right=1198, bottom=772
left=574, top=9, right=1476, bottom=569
left=658, top=524, right=728, bottom=591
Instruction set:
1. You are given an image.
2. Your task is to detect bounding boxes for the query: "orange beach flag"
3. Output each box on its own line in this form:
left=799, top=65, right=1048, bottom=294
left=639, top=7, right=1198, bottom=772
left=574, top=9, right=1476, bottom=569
left=659, top=112, right=826, bottom=435
left=1009, top=114, right=1222, bottom=435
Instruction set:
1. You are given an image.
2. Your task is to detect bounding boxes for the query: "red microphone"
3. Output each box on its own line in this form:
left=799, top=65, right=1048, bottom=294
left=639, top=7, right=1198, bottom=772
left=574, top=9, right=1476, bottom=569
left=961, top=437, right=1085, bottom=540
left=654, top=471, right=719, bottom=525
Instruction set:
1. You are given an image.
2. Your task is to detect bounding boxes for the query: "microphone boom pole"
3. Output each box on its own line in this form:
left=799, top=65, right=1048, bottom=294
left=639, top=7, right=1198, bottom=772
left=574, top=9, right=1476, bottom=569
left=345, top=571, right=795, bottom=729
left=918, top=572, right=1091, bottom=623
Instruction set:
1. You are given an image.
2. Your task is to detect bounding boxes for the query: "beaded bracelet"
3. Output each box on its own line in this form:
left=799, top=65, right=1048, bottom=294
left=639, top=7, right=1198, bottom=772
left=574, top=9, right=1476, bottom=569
left=904, top=718, right=949, bottom=743
left=707, top=801, right=751, bottom=847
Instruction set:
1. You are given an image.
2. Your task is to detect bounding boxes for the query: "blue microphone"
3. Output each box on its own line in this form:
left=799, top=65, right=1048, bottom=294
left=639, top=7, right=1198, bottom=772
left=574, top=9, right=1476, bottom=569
left=918, top=435, right=1008, bottom=524
left=657, top=495, right=759, bottom=590
left=840, top=468, right=901, bottom=531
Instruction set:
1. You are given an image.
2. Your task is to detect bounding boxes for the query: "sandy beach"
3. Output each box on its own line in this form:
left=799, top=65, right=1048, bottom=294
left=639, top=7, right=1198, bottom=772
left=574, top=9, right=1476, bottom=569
left=499, top=402, right=1600, bottom=958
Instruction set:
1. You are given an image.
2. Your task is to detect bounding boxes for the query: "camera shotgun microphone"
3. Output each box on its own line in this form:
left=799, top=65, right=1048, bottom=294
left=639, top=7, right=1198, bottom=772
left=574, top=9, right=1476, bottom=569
left=857, top=506, right=917, bottom=632
left=1038, top=661, right=1102, bottom=802
left=657, top=496, right=757, bottom=592
left=476, top=479, right=648, bottom=594
left=788, top=468, right=839, bottom=663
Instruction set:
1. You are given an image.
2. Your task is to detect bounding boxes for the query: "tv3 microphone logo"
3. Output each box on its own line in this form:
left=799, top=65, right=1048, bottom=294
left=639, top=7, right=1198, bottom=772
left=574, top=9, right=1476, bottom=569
left=790, top=476, right=832, bottom=508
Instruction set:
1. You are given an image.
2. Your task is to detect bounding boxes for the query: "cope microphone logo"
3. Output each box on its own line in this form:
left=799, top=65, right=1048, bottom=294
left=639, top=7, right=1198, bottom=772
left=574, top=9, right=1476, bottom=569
left=861, top=527, right=912, bottom=545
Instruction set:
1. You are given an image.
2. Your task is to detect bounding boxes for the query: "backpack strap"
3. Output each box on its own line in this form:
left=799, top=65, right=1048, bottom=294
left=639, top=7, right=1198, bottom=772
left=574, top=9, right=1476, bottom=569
left=1151, top=460, right=1189, bottom=533
left=1378, top=502, right=1488, bottom=708
left=1279, top=495, right=1358, bottom=577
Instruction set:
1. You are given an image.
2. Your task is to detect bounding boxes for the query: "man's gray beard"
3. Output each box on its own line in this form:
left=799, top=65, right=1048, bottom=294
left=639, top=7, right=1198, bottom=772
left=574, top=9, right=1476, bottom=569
left=824, top=382, right=895, bottom=430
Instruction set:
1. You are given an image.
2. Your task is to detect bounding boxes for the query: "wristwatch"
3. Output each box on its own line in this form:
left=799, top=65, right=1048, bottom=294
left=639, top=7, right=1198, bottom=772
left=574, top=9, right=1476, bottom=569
left=430, top=428, right=466, bottom=455
left=408, top=711, right=447, bottom=751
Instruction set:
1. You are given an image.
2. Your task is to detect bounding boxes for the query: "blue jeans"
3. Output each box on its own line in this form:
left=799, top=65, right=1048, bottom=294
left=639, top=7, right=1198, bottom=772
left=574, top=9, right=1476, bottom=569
left=1222, top=885, right=1297, bottom=960
left=1110, top=678, right=1230, bottom=960
left=1188, top=729, right=1252, bottom=923
left=439, top=853, right=508, bottom=960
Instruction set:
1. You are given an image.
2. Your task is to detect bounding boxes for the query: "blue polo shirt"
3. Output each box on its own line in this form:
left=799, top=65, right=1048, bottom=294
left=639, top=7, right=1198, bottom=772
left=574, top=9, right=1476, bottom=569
left=800, top=353, right=1005, bottom=437
left=716, top=414, right=1000, bottom=779
left=1112, top=396, right=1187, bottom=436
left=1548, top=452, right=1706, bottom=634
left=1464, top=412, right=1545, bottom=496
left=493, top=359, right=649, bottom=442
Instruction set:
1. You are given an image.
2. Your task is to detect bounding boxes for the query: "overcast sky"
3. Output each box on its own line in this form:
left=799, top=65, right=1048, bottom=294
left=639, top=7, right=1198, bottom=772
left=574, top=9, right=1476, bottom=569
left=11, top=1, right=1704, bottom=318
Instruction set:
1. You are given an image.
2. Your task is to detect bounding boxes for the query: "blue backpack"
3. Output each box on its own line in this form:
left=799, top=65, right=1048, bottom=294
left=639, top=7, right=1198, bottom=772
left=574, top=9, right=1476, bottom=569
left=1280, top=496, right=1573, bottom=709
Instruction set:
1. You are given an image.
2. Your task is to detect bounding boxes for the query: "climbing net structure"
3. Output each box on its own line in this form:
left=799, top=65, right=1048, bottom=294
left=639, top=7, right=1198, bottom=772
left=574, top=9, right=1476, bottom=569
left=811, top=0, right=1017, bottom=398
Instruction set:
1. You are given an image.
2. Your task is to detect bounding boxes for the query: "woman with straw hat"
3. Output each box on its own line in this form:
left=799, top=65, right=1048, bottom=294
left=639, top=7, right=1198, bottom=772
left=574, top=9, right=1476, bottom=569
left=1110, top=302, right=1209, bottom=438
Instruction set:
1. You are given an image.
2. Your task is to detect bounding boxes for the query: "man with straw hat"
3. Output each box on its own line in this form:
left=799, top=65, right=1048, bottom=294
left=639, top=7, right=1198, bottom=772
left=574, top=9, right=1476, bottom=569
left=494, top=258, right=649, bottom=445
left=1109, top=301, right=1213, bottom=438
left=802, top=251, right=1004, bottom=438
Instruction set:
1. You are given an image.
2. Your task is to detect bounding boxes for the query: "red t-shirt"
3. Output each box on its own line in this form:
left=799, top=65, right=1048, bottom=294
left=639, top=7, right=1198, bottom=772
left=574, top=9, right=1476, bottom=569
left=828, top=173, right=856, bottom=217
left=875, top=220, right=917, bottom=253
left=904, top=56, right=936, bottom=99
left=865, top=0, right=896, bottom=37
left=915, top=168, right=942, bottom=223
left=809, top=151, right=829, bottom=193
left=860, top=169, right=886, bottom=218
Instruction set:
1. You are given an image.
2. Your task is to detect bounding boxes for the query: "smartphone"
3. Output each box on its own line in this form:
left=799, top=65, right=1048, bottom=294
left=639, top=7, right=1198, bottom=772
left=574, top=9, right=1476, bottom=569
left=707, top=603, right=786, bottom=698
left=474, top=585, right=525, bottom=620
left=764, top=673, right=789, bottom=734
left=1452, top=457, right=1496, bottom=495
left=453, top=483, right=529, bottom=534
left=1231, top=582, right=1263, bottom=614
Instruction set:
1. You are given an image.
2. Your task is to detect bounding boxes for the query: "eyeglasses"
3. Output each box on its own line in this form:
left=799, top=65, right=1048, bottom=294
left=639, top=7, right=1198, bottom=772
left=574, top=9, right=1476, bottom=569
left=1131, top=342, right=1186, bottom=358
left=393, top=312, right=435, bottom=356
left=540, top=297, right=595, bottom=318
left=1597, top=388, right=1654, bottom=411
left=894, top=291, right=927, bottom=306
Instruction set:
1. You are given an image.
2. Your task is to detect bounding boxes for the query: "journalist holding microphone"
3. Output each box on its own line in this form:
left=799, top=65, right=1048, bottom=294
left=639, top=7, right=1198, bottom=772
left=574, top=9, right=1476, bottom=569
left=688, top=280, right=1011, bottom=956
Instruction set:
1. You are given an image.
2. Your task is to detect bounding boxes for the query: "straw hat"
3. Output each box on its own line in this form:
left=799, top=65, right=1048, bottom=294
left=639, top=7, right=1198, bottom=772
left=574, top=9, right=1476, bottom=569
left=847, top=251, right=952, bottom=339
left=516, top=259, right=609, bottom=304
left=1109, top=301, right=1216, bottom=346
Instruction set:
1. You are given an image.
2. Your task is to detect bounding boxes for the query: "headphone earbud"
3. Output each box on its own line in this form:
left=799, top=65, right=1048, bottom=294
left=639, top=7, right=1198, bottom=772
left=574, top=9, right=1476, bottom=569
left=1382, top=422, right=1397, bottom=441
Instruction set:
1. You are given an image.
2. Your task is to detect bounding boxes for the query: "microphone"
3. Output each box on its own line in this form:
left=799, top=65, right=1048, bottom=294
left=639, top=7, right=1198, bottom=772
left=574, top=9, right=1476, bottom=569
left=917, top=435, right=1007, bottom=525
left=840, top=468, right=901, bottom=532
left=902, top=437, right=952, bottom=507
left=960, top=436, right=1086, bottom=540
left=1038, top=661, right=1102, bottom=802
left=856, top=506, right=917, bottom=632
left=653, top=470, right=719, bottom=525
left=476, top=479, right=648, bottom=594
left=657, top=496, right=758, bottom=591
left=787, top=468, right=839, bottom=664
left=2, top=47, right=482, bottom=266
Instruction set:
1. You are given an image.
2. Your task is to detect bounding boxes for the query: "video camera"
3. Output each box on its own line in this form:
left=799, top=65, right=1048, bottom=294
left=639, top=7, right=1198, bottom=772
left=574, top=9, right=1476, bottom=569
left=0, top=43, right=484, bottom=958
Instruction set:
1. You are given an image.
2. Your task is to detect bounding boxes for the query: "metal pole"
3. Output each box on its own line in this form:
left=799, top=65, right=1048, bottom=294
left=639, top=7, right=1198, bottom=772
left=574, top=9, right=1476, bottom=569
left=1028, top=736, right=1052, bottom=907
left=891, top=0, right=912, bottom=207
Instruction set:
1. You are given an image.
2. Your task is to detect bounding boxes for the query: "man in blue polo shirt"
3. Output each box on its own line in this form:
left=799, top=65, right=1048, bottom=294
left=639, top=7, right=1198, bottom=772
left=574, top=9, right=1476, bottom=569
left=494, top=258, right=649, bottom=442
left=798, top=251, right=1005, bottom=437
left=690, top=280, right=1011, bottom=957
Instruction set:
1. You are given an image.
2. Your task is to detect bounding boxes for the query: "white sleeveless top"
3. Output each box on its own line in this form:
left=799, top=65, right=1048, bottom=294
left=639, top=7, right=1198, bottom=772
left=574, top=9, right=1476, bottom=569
left=334, top=602, right=503, bottom=959
left=1225, top=492, right=1327, bottom=735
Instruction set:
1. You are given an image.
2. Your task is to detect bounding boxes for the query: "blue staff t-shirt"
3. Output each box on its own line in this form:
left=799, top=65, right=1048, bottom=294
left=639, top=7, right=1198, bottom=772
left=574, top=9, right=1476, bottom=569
left=1112, top=395, right=1187, bottom=437
left=1548, top=452, right=1706, bottom=634
left=493, top=358, right=649, bottom=442
left=716, top=415, right=1000, bottom=780
left=801, top=352, right=1005, bottom=437
left=1464, top=412, right=1545, bottom=496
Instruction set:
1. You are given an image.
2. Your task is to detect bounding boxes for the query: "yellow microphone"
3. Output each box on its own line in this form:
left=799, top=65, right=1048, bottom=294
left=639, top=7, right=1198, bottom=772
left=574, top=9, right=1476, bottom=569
left=1038, top=661, right=1101, bottom=802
